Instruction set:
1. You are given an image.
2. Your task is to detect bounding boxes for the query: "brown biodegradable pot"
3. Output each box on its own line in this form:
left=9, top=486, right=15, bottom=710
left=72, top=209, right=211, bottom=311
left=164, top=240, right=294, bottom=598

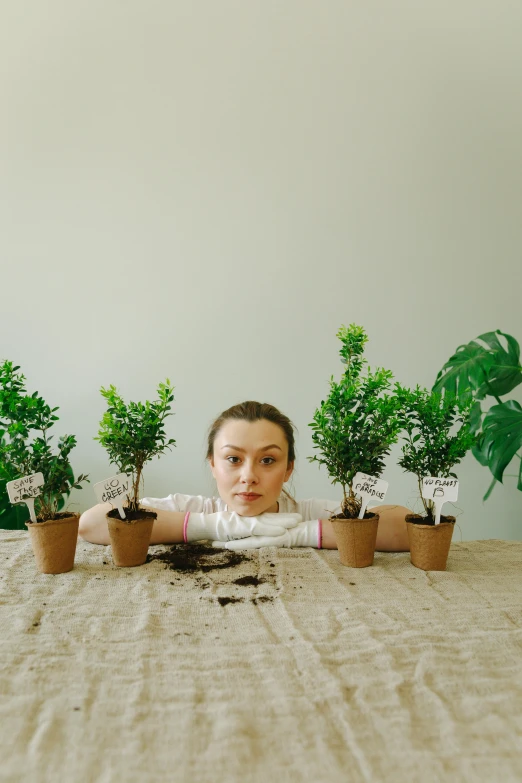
left=106, top=508, right=157, bottom=567
left=331, top=513, right=380, bottom=568
left=406, top=514, right=455, bottom=571
left=25, top=513, right=80, bottom=574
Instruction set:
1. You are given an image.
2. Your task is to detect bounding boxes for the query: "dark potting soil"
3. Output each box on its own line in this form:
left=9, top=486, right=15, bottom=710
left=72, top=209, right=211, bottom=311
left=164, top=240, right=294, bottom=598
left=406, top=514, right=456, bottom=526
left=217, top=597, right=244, bottom=606
left=147, top=544, right=276, bottom=606
left=31, top=512, right=79, bottom=523
left=146, top=542, right=250, bottom=572
left=233, top=575, right=266, bottom=586
left=331, top=512, right=378, bottom=521
left=217, top=595, right=274, bottom=606
left=107, top=507, right=157, bottom=522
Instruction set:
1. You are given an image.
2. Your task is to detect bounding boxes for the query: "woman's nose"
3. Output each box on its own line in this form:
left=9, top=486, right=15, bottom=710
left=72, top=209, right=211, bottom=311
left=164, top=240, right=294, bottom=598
left=240, top=462, right=258, bottom=484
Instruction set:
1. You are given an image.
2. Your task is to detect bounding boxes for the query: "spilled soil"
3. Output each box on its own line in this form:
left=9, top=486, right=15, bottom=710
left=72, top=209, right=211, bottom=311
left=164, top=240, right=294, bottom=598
left=146, top=542, right=251, bottom=573
left=146, top=544, right=277, bottom=605
left=217, top=597, right=243, bottom=606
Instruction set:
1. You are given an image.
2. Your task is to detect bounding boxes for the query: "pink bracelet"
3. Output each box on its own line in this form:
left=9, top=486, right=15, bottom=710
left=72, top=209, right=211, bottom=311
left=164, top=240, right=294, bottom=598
left=183, top=512, right=190, bottom=543
left=317, top=519, right=322, bottom=549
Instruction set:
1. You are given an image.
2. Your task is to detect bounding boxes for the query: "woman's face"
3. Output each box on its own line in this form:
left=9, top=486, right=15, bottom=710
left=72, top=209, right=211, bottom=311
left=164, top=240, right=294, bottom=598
left=209, top=419, right=294, bottom=516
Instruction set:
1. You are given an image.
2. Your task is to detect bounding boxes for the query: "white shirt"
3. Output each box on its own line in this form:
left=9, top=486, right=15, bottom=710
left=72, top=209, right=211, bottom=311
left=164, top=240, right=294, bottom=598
left=140, top=493, right=342, bottom=520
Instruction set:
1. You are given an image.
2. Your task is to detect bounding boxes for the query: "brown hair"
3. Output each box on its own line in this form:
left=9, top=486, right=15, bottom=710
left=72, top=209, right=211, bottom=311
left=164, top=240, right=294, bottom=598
left=206, top=401, right=298, bottom=508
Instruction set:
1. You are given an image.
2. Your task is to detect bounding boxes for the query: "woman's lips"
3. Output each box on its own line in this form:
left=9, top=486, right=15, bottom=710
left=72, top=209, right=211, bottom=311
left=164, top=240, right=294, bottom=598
left=237, top=493, right=262, bottom=500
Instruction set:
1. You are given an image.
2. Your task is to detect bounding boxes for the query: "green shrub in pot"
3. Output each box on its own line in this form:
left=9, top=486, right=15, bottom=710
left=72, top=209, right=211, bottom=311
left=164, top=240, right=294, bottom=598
left=94, top=379, right=176, bottom=566
left=0, top=360, right=88, bottom=572
left=308, top=324, right=401, bottom=566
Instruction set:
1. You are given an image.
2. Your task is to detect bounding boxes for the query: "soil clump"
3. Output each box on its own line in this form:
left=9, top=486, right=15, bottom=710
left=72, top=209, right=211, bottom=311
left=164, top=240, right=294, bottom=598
left=217, top=597, right=244, bottom=606
left=146, top=542, right=250, bottom=572
left=233, top=575, right=266, bottom=586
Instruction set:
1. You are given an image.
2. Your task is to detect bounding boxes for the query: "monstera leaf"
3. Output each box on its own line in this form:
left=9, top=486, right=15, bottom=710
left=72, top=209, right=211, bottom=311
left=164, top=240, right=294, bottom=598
left=473, top=331, right=521, bottom=398
left=433, top=330, right=521, bottom=402
left=478, top=401, right=522, bottom=490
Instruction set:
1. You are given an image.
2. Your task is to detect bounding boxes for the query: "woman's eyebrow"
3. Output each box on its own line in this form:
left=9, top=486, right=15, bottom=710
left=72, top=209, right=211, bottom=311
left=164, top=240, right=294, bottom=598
left=220, top=444, right=283, bottom=452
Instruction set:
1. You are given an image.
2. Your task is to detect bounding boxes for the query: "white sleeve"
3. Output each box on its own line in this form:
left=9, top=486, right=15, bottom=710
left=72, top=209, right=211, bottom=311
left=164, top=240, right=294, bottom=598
left=140, top=493, right=220, bottom=514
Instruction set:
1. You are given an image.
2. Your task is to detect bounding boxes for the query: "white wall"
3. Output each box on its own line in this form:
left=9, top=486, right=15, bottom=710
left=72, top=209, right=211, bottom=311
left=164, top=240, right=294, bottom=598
left=2, top=1, right=521, bottom=539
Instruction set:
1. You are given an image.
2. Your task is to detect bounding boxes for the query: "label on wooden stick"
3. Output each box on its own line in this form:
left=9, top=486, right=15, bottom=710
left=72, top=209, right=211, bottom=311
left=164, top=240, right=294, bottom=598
left=6, top=473, right=45, bottom=523
left=422, top=477, right=459, bottom=524
left=93, top=474, right=132, bottom=519
left=353, top=472, right=389, bottom=519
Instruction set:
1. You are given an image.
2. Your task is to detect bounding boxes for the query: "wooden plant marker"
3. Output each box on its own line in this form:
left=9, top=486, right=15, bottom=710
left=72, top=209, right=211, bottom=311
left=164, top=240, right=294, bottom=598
left=421, top=477, right=459, bottom=524
left=353, top=472, right=389, bottom=519
left=93, top=474, right=132, bottom=519
left=6, top=473, right=45, bottom=523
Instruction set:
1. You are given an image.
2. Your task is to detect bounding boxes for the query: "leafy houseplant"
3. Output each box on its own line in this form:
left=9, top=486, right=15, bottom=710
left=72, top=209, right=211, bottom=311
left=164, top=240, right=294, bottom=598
left=0, top=361, right=89, bottom=573
left=95, top=380, right=176, bottom=567
left=396, top=384, right=476, bottom=570
left=433, top=330, right=522, bottom=500
left=308, top=324, right=401, bottom=567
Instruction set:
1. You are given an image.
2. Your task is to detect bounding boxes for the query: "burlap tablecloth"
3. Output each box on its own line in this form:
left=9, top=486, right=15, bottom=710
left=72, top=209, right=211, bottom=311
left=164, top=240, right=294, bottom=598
left=1, top=530, right=521, bottom=783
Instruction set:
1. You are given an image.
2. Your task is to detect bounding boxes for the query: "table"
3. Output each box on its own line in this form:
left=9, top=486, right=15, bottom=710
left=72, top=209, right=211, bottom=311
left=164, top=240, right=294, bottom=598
left=1, top=531, right=521, bottom=782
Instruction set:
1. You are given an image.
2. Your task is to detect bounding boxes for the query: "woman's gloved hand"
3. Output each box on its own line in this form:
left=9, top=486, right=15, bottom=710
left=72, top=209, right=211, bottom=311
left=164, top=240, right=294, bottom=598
left=211, top=519, right=321, bottom=550
left=184, top=511, right=302, bottom=543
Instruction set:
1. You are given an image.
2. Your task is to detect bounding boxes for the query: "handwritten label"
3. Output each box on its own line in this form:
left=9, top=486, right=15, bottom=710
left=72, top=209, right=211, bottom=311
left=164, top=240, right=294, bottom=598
left=422, top=477, right=459, bottom=524
left=94, top=474, right=131, bottom=519
left=6, top=473, right=45, bottom=523
left=422, top=477, right=459, bottom=503
left=353, top=472, right=389, bottom=519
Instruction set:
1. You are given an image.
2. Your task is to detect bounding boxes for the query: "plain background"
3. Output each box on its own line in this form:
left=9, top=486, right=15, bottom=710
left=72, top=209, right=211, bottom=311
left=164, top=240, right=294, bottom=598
left=1, top=1, right=521, bottom=539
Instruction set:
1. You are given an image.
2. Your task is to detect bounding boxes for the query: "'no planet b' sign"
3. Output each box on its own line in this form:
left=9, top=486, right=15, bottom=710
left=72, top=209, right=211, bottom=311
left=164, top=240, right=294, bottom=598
left=421, top=477, right=459, bottom=524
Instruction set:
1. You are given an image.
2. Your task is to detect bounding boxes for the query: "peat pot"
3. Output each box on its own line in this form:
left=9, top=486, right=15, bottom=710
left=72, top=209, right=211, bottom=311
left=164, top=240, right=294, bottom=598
left=106, top=508, right=157, bottom=567
left=25, top=513, right=80, bottom=574
left=331, top=513, right=380, bottom=568
left=406, top=514, right=456, bottom=571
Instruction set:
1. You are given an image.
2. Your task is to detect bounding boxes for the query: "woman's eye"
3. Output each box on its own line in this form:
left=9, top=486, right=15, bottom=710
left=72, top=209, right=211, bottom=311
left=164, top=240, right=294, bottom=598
left=225, top=456, right=275, bottom=465
left=226, top=456, right=240, bottom=464
left=261, top=457, right=275, bottom=464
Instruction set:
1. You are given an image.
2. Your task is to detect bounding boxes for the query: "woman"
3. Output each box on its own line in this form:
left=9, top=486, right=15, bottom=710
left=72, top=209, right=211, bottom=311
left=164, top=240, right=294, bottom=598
left=79, top=401, right=410, bottom=551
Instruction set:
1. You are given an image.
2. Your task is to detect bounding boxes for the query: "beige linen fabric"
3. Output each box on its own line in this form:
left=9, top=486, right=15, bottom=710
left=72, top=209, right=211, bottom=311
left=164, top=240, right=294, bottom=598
left=1, top=531, right=521, bottom=783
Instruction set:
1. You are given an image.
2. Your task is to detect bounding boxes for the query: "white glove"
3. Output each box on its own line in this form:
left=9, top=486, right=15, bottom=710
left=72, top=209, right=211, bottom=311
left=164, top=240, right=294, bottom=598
left=184, top=511, right=302, bottom=543
left=211, top=519, right=321, bottom=550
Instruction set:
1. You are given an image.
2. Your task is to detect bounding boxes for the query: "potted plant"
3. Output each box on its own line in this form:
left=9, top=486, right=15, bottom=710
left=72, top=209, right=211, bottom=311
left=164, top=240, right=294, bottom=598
left=308, top=324, right=401, bottom=567
left=396, top=385, right=476, bottom=571
left=95, top=379, right=176, bottom=567
left=0, top=360, right=89, bottom=573
left=433, top=329, right=522, bottom=500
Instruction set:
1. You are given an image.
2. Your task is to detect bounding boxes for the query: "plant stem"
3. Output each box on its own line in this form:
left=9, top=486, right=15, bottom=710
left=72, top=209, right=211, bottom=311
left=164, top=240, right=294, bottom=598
left=418, top=476, right=430, bottom=519
left=133, top=464, right=143, bottom=510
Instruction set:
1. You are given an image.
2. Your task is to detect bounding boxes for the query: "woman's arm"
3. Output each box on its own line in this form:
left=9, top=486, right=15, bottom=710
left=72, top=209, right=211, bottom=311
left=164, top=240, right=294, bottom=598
left=78, top=503, right=186, bottom=545
left=320, top=504, right=411, bottom=551
left=78, top=505, right=300, bottom=546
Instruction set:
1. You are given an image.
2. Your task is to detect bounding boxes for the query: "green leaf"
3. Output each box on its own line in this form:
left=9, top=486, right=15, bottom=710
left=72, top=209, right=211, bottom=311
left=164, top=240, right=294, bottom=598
left=433, top=330, right=522, bottom=403
left=480, top=400, right=522, bottom=483
left=475, top=330, right=522, bottom=398
left=483, top=475, right=497, bottom=501
left=472, top=432, right=490, bottom=467
left=433, top=341, right=495, bottom=402
left=469, top=401, right=483, bottom=434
